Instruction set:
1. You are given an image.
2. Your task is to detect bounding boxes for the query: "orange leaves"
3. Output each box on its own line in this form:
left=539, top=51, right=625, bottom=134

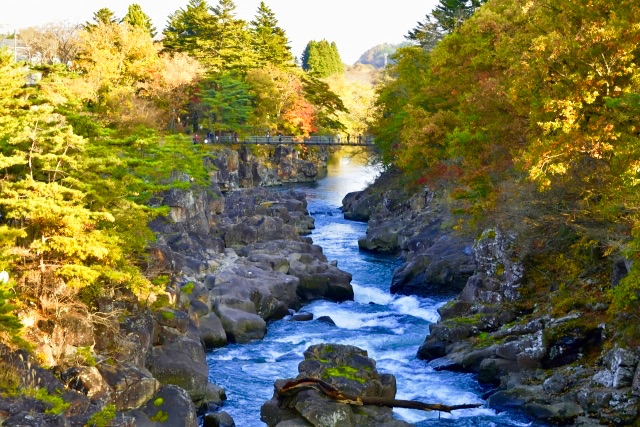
left=282, top=96, right=316, bottom=136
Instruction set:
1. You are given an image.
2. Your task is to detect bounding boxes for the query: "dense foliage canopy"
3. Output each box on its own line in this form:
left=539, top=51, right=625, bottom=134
left=372, top=0, right=640, bottom=318
left=0, top=0, right=374, bottom=347
left=301, top=40, right=344, bottom=77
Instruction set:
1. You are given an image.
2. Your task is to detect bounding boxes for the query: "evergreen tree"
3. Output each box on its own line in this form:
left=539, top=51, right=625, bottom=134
left=407, top=0, right=486, bottom=49
left=163, top=0, right=214, bottom=65
left=123, top=3, right=157, bottom=38
left=86, top=7, right=117, bottom=28
left=94, top=7, right=117, bottom=24
left=301, top=40, right=344, bottom=77
left=249, top=1, right=293, bottom=67
left=207, top=0, right=254, bottom=73
left=201, top=72, right=253, bottom=132
left=0, top=52, right=130, bottom=293
left=406, top=15, right=445, bottom=50
left=302, top=74, right=347, bottom=131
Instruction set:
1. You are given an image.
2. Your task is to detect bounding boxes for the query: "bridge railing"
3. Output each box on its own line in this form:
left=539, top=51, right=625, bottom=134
left=198, top=135, right=375, bottom=146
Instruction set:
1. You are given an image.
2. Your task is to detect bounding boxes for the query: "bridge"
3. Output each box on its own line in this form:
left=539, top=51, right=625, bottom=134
left=197, top=134, right=375, bottom=146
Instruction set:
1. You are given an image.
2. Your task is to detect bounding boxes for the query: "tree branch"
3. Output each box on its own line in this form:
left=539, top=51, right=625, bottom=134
left=278, top=378, right=482, bottom=413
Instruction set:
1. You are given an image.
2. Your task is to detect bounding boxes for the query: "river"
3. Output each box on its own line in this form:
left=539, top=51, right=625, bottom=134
left=206, top=152, right=536, bottom=426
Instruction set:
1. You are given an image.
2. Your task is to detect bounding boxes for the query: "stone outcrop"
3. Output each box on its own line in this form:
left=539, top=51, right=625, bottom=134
left=261, top=343, right=411, bottom=427
left=208, top=145, right=328, bottom=191
left=344, top=168, right=640, bottom=426
left=411, top=227, right=640, bottom=425
left=342, top=169, right=474, bottom=297
left=1, top=146, right=347, bottom=426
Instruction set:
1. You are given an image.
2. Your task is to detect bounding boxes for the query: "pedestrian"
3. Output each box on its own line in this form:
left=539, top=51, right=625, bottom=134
left=357, top=134, right=362, bottom=144
left=266, top=131, right=271, bottom=143
left=233, top=132, right=238, bottom=143
left=193, top=133, right=199, bottom=144
left=278, top=133, right=282, bottom=143
left=336, top=133, right=341, bottom=143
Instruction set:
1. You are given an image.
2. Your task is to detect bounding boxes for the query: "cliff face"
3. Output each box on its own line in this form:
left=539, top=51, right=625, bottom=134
left=342, top=169, right=640, bottom=426
left=342, top=169, right=475, bottom=297
left=0, top=145, right=342, bottom=426
left=208, top=145, right=329, bottom=191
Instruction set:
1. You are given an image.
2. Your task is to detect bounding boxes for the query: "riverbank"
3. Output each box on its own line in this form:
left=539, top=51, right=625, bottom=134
left=341, top=168, right=640, bottom=426
left=0, top=144, right=344, bottom=426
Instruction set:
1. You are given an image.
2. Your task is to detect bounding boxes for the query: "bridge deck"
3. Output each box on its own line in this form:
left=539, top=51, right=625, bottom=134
left=199, top=135, right=374, bottom=146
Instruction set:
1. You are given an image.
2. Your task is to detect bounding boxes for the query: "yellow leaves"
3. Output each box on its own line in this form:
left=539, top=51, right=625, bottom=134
left=548, top=162, right=568, bottom=175
left=583, top=89, right=599, bottom=104
left=56, top=264, right=101, bottom=289
left=0, top=154, right=27, bottom=170
left=531, top=36, right=548, bottom=53
left=623, top=161, right=640, bottom=187
left=521, top=0, right=534, bottom=14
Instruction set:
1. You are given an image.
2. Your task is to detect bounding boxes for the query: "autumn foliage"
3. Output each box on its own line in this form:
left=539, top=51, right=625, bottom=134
left=373, top=0, right=640, bottom=314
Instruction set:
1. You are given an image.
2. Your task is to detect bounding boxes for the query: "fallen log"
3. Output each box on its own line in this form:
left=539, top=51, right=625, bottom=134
left=278, top=378, right=482, bottom=413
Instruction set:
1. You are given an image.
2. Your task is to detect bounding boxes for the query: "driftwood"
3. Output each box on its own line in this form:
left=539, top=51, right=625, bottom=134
left=278, top=378, right=482, bottom=413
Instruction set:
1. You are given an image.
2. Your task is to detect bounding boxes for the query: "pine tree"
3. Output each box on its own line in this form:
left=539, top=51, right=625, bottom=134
left=201, top=72, right=253, bottom=132
left=163, top=0, right=214, bottom=64
left=249, top=1, right=293, bottom=67
left=122, top=3, right=157, bottom=38
left=86, top=7, right=117, bottom=29
left=0, top=52, right=121, bottom=292
left=408, top=0, right=487, bottom=49
left=207, top=0, right=254, bottom=73
left=301, top=40, right=343, bottom=77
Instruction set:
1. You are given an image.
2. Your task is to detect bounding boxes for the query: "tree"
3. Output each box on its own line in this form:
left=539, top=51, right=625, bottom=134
left=407, top=0, right=487, bottom=50
left=249, top=1, right=293, bottom=67
left=18, top=22, right=80, bottom=64
left=0, top=51, right=137, bottom=296
left=147, top=52, right=204, bottom=130
left=433, top=0, right=485, bottom=32
left=74, top=20, right=161, bottom=125
left=302, top=74, right=347, bottom=132
left=246, top=65, right=312, bottom=134
left=301, top=40, right=344, bottom=77
left=325, top=72, right=377, bottom=140
left=406, top=15, right=445, bottom=51
left=201, top=72, right=253, bottom=133
left=207, top=0, right=254, bottom=73
left=163, top=0, right=254, bottom=73
left=86, top=8, right=118, bottom=28
left=122, top=4, right=157, bottom=38
left=163, top=0, right=213, bottom=64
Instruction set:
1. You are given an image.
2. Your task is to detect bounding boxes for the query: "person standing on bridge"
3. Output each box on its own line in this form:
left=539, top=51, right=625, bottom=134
left=278, top=133, right=282, bottom=143
left=233, top=132, right=239, bottom=143
left=266, top=131, right=271, bottom=143
left=336, top=133, right=341, bottom=143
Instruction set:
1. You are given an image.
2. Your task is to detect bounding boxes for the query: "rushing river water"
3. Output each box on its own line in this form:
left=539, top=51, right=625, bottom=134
left=206, top=153, right=536, bottom=427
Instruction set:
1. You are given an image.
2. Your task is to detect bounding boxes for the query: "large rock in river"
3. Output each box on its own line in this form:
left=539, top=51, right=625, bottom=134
left=261, top=343, right=411, bottom=427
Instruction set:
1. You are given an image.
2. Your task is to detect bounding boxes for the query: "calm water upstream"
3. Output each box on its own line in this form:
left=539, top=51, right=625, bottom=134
left=206, top=152, right=536, bottom=426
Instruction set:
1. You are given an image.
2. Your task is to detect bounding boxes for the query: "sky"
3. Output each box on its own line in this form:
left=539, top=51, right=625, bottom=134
left=0, top=0, right=438, bottom=65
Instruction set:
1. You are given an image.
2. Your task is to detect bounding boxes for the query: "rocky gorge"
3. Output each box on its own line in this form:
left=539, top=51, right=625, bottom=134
left=4, top=142, right=638, bottom=427
left=0, top=145, right=356, bottom=426
left=341, top=168, right=640, bottom=426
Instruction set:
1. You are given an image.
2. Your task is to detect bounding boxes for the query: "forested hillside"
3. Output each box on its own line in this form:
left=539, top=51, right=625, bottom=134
left=0, top=0, right=375, bottom=353
left=373, top=0, right=640, bottom=333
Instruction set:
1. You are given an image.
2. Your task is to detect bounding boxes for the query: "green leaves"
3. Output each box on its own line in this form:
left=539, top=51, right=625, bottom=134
left=301, top=40, right=344, bottom=77
left=201, top=73, right=253, bottom=132
left=250, top=1, right=294, bottom=68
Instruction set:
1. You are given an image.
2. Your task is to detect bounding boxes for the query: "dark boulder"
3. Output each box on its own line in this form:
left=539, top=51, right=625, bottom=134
left=261, top=343, right=411, bottom=427
left=137, top=385, right=198, bottom=427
